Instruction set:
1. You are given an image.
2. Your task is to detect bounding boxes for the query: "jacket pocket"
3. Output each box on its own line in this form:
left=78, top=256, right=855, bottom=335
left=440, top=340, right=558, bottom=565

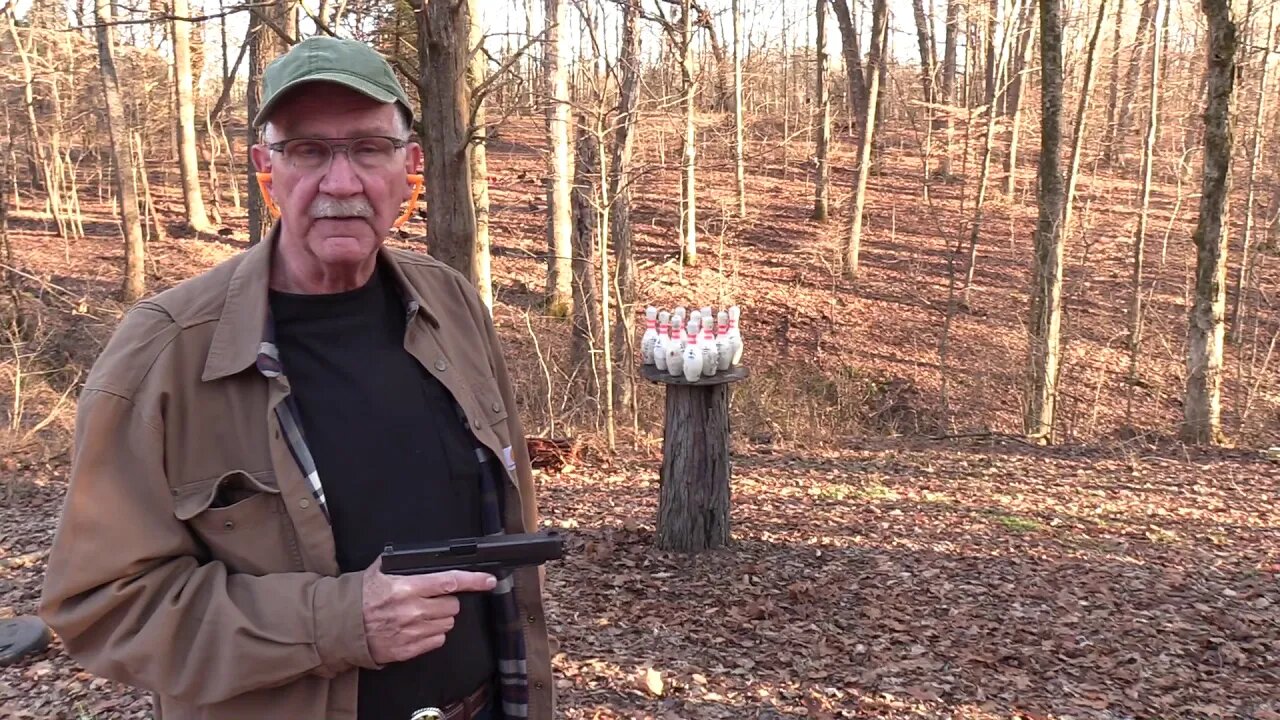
left=172, top=470, right=303, bottom=575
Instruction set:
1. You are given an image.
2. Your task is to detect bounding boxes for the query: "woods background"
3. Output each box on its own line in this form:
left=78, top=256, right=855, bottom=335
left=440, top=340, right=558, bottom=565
left=1, top=0, right=1280, bottom=717
left=3, top=0, right=1278, bottom=462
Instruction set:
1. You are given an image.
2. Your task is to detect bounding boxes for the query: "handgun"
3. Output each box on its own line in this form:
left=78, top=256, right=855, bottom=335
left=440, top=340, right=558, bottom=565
left=379, top=530, right=565, bottom=576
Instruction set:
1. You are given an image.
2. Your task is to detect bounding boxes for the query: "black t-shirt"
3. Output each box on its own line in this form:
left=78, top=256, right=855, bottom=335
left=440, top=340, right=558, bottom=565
left=269, top=263, right=496, bottom=717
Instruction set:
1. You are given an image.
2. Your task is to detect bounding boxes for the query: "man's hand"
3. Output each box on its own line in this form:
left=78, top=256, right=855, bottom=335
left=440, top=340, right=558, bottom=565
left=360, top=558, right=496, bottom=665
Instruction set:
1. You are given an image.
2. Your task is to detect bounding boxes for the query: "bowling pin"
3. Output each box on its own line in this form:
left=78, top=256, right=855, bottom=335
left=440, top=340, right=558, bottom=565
left=654, top=311, right=671, bottom=372
left=666, top=322, right=684, bottom=377
left=641, top=306, right=658, bottom=365
left=715, top=311, right=732, bottom=371
left=682, top=320, right=703, bottom=382
left=700, top=317, right=718, bottom=376
left=728, top=305, right=744, bottom=366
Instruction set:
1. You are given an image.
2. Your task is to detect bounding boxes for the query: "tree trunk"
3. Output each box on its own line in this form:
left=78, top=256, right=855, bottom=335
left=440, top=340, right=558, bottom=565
left=1103, top=0, right=1125, bottom=156
left=844, top=0, right=887, bottom=280
left=655, top=378, right=734, bottom=552
left=830, top=0, right=868, bottom=136
left=418, top=0, right=478, bottom=279
left=95, top=0, right=146, bottom=302
left=1061, top=0, right=1109, bottom=237
left=1230, top=6, right=1274, bottom=343
left=609, top=0, right=641, bottom=422
left=1108, top=0, right=1156, bottom=164
left=963, top=0, right=1016, bottom=306
left=911, top=0, right=938, bottom=104
left=1182, top=0, right=1236, bottom=445
left=814, top=0, right=832, bottom=221
left=1003, top=0, right=1037, bottom=196
left=570, top=119, right=601, bottom=407
left=544, top=0, right=573, bottom=317
left=1025, top=0, right=1064, bottom=440
left=171, top=0, right=214, bottom=234
left=469, top=12, right=493, bottom=309
left=940, top=0, right=962, bottom=176
left=680, top=0, right=697, bottom=266
left=1126, top=0, right=1164, bottom=407
left=733, top=0, right=746, bottom=217
left=246, top=10, right=272, bottom=245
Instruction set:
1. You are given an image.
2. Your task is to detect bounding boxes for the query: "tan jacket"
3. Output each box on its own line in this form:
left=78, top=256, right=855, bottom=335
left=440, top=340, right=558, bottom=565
left=38, top=235, right=554, bottom=719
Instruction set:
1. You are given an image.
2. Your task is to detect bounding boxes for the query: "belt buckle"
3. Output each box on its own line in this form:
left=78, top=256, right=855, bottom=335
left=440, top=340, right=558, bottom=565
left=410, top=709, right=445, bottom=720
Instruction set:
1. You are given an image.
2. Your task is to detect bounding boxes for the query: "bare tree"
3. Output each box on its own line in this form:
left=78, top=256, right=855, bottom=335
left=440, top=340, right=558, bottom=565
left=417, top=0, right=479, bottom=280
left=171, top=0, right=215, bottom=234
left=94, top=0, right=146, bottom=302
left=1062, top=0, right=1109, bottom=236
left=679, top=0, right=697, bottom=266
left=733, top=0, right=746, bottom=217
left=1107, top=0, right=1156, bottom=164
left=609, top=0, right=641, bottom=420
left=1230, top=6, right=1275, bottom=343
left=570, top=118, right=600, bottom=405
left=246, top=9, right=274, bottom=245
left=1183, top=0, right=1237, bottom=445
left=469, top=9, right=493, bottom=309
left=545, top=0, right=573, bottom=316
left=843, top=0, right=887, bottom=280
left=1126, top=0, right=1164, bottom=405
left=940, top=0, right=962, bottom=176
left=813, top=0, right=831, bottom=221
left=1026, top=0, right=1065, bottom=440
left=962, top=0, right=1018, bottom=305
left=1003, top=0, right=1037, bottom=196
left=830, top=0, right=868, bottom=135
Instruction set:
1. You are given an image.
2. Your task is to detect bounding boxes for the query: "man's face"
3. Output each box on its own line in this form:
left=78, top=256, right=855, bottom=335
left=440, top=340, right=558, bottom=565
left=250, top=84, right=422, bottom=269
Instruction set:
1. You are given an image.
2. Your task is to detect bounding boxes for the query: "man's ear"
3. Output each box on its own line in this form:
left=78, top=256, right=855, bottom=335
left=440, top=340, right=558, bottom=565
left=406, top=142, right=424, bottom=175
left=250, top=143, right=272, bottom=173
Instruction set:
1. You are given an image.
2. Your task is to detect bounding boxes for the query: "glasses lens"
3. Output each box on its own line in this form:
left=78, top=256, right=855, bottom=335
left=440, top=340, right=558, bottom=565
left=283, top=139, right=331, bottom=170
left=349, top=137, right=398, bottom=169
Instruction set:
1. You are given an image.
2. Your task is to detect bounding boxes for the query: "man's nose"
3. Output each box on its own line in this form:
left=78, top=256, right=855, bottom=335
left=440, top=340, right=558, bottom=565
left=317, top=151, right=362, bottom=197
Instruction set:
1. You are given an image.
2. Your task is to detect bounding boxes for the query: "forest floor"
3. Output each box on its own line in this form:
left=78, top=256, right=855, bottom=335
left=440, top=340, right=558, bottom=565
left=0, top=115, right=1278, bottom=718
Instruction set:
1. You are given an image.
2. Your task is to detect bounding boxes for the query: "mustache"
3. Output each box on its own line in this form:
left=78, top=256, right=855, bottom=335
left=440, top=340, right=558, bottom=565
left=309, top=196, right=374, bottom=219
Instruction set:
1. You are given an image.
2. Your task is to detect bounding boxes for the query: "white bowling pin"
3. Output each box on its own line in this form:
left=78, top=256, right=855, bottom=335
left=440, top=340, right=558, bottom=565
left=641, top=306, right=658, bottom=365
left=666, top=323, right=684, bottom=376
left=728, top=305, right=743, bottom=366
left=654, top=311, right=671, bottom=371
left=682, top=321, right=703, bottom=382
left=700, top=317, right=718, bottom=376
left=689, top=309, right=702, bottom=331
left=715, top=311, right=732, bottom=371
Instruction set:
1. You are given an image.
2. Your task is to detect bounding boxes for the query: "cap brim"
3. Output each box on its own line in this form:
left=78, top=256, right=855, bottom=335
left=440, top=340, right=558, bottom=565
left=252, top=72, right=400, bottom=127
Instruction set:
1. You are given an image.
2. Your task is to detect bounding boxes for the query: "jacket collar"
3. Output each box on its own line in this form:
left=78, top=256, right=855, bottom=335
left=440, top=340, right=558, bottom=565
left=201, top=223, right=438, bottom=382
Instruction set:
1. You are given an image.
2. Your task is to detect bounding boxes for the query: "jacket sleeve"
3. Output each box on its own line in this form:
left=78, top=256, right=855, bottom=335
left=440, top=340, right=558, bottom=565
left=38, top=388, right=378, bottom=706
left=478, top=306, right=540, bottom=538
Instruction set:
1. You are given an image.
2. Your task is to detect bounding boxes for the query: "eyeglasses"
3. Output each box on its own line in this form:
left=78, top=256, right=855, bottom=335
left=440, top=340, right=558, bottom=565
left=266, top=136, right=408, bottom=172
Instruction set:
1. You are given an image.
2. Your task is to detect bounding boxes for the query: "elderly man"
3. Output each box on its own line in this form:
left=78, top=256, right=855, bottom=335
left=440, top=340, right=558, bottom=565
left=39, top=37, right=552, bottom=720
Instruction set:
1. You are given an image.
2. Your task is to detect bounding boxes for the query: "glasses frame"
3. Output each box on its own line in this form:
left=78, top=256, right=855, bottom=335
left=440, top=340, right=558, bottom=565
left=266, top=136, right=410, bottom=171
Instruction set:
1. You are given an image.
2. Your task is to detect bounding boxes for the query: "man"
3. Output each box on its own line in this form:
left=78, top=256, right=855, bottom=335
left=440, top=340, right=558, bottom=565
left=38, top=37, right=553, bottom=720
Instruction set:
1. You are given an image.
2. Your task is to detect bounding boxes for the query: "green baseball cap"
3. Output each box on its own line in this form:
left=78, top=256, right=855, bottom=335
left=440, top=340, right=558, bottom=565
left=253, top=36, right=414, bottom=128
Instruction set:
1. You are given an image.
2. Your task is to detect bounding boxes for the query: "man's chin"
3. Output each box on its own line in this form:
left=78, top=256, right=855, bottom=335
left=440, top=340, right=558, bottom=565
left=310, top=233, right=380, bottom=265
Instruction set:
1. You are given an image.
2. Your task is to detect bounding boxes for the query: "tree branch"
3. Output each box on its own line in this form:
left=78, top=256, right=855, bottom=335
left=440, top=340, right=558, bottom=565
left=62, top=0, right=275, bottom=30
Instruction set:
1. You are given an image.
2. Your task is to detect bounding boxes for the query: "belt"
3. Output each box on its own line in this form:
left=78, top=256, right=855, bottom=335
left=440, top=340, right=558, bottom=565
left=409, top=682, right=492, bottom=720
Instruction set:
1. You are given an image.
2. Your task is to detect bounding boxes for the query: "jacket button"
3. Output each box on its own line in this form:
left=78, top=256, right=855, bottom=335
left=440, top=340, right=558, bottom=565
left=492, top=402, right=502, bottom=413
left=223, top=520, right=235, bottom=530
left=434, top=359, right=448, bottom=371
left=527, top=615, right=536, bottom=625
left=299, top=498, right=311, bottom=509
left=534, top=681, right=544, bottom=690
left=472, top=419, right=482, bottom=430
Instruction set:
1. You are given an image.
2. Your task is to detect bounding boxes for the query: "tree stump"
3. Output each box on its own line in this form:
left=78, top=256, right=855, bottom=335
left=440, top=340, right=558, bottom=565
left=642, top=364, right=748, bottom=552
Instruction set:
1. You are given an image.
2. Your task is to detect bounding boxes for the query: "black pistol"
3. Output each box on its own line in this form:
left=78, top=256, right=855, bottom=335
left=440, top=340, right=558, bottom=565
left=379, top=530, right=564, bottom=575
